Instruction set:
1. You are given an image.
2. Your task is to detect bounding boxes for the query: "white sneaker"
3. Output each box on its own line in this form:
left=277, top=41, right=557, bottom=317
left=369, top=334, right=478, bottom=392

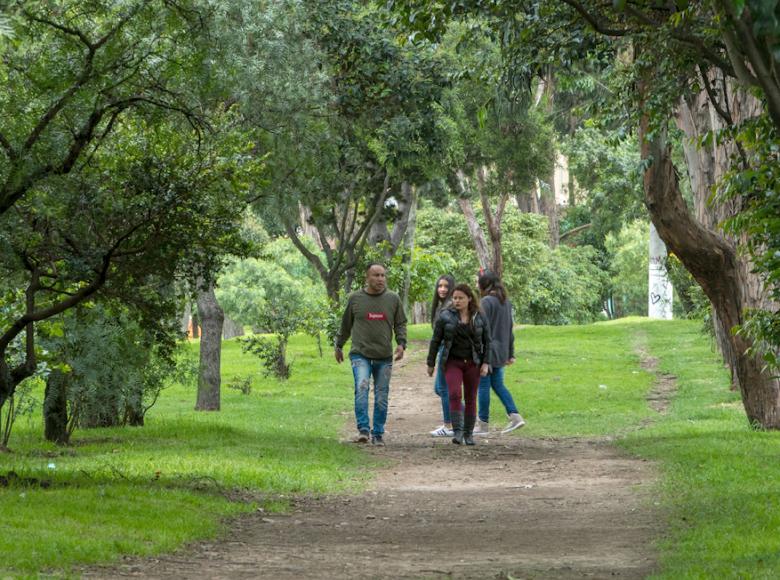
left=473, top=419, right=490, bottom=437
left=430, top=425, right=454, bottom=437
left=502, top=413, right=526, bottom=434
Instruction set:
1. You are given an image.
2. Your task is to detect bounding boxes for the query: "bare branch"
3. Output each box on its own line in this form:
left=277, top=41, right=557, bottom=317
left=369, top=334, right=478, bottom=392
left=559, top=0, right=632, bottom=36
left=698, top=64, right=733, bottom=125
left=22, top=10, right=93, bottom=47
left=0, top=132, right=16, bottom=160
left=284, top=220, right=329, bottom=282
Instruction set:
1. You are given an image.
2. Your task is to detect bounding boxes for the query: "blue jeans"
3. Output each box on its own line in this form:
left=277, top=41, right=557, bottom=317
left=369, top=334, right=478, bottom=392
left=478, top=366, right=518, bottom=423
left=433, top=346, right=451, bottom=423
left=350, top=354, right=393, bottom=436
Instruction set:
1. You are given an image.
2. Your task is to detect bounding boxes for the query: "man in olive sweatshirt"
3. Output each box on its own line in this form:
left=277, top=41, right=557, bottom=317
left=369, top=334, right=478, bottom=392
left=335, top=263, right=407, bottom=446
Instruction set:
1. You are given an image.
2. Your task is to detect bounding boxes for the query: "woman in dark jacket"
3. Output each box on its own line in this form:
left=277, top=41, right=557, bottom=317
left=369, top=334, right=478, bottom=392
left=474, top=271, right=525, bottom=435
left=427, top=283, right=490, bottom=445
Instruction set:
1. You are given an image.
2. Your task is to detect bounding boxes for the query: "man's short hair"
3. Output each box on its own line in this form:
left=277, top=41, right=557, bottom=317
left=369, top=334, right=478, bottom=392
left=365, top=262, right=386, bottom=272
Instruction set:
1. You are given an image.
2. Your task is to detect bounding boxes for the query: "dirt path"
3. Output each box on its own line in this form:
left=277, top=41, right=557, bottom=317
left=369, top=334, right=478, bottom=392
left=89, top=344, right=661, bottom=579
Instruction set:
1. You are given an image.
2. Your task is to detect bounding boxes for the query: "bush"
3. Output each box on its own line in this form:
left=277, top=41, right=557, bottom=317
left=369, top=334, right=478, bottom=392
left=40, top=305, right=185, bottom=442
left=241, top=335, right=292, bottom=380
left=226, top=375, right=253, bottom=395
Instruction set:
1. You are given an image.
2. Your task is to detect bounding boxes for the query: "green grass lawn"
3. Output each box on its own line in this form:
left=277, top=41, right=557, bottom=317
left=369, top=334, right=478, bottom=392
left=1, top=319, right=779, bottom=577
left=0, top=335, right=372, bottom=575
left=620, top=320, right=780, bottom=579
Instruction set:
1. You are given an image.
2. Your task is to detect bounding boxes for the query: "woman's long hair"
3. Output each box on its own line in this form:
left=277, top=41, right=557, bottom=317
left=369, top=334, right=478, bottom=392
left=452, top=283, right=480, bottom=319
left=431, top=274, right=456, bottom=316
left=478, top=271, right=508, bottom=304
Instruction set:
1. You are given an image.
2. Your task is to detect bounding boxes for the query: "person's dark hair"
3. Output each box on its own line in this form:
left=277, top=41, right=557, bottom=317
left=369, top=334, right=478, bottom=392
left=452, top=283, right=479, bottom=318
left=430, top=274, right=455, bottom=317
left=365, top=261, right=386, bottom=273
left=478, top=271, right=508, bottom=304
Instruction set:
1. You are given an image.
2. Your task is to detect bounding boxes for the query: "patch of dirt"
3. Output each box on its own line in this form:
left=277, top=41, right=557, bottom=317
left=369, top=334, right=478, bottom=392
left=636, top=340, right=678, bottom=414
left=85, top=343, right=661, bottom=579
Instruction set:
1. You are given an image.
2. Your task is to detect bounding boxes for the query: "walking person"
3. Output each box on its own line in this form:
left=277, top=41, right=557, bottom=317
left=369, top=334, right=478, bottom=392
left=473, top=271, right=525, bottom=436
left=335, top=263, right=407, bottom=446
left=429, top=274, right=456, bottom=437
left=427, top=284, right=490, bottom=445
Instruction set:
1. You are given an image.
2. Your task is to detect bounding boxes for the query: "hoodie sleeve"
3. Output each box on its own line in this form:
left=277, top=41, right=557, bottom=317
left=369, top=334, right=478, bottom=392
left=394, top=294, right=408, bottom=348
left=335, top=295, right=354, bottom=350
left=479, top=312, right=492, bottom=366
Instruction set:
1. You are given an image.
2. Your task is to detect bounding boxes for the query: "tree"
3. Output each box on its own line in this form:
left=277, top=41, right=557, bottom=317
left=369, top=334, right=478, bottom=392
left=195, top=282, right=224, bottom=411
left=389, top=0, right=780, bottom=428
left=0, top=1, right=210, bottom=216
left=0, top=110, right=259, bottom=423
left=231, top=1, right=455, bottom=302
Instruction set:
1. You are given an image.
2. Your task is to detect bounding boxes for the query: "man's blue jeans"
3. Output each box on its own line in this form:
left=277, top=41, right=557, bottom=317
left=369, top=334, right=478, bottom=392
left=350, top=354, right=393, bottom=436
left=478, top=366, right=519, bottom=423
left=433, top=346, right=451, bottom=423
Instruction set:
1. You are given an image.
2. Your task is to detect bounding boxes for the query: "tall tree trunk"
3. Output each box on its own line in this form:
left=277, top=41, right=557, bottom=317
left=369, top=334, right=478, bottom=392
left=540, top=70, right=560, bottom=247
left=195, top=282, right=223, bottom=411
left=676, top=70, right=770, bottom=389
left=390, top=182, right=414, bottom=257
left=515, top=190, right=539, bottom=213
left=43, top=369, right=69, bottom=445
left=455, top=170, right=491, bottom=272
left=640, top=116, right=780, bottom=429
left=298, top=203, right=322, bottom=248
left=180, top=301, right=191, bottom=335
left=567, top=157, right=577, bottom=207
left=368, top=206, right=391, bottom=248
left=222, top=316, right=244, bottom=340
left=477, top=166, right=508, bottom=278
left=190, top=307, right=200, bottom=339
left=458, top=197, right=491, bottom=273
left=538, top=176, right=559, bottom=248
left=400, top=185, right=418, bottom=313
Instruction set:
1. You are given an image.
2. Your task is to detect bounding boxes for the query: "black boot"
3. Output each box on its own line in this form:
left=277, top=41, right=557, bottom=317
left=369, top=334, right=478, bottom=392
left=451, top=411, right=463, bottom=445
left=463, top=414, right=476, bottom=446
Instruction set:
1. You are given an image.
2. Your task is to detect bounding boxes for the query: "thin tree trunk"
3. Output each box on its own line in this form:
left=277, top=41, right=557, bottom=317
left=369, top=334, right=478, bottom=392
left=43, top=369, right=69, bottom=444
left=181, top=301, right=191, bottom=335
left=477, top=166, right=508, bottom=278
left=195, top=282, right=223, bottom=411
left=298, top=203, right=322, bottom=248
left=401, top=185, right=418, bottom=313
left=515, top=191, right=538, bottom=213
left=538, top=176, right=559, bottom=248
left=458, top=196, right=491, bottom=272
left=455, top=169, right=491, bottom=272
left=222, top=316, right=244, bottom=340
left=190, top=307, right=200, bottom=339
left=540, top=70, right=560, bottom=247
left=390, top=182, right=414, bottom=257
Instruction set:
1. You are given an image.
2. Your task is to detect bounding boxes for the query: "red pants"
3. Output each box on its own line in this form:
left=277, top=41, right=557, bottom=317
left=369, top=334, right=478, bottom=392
left=445, top=358, right=479, bottom=417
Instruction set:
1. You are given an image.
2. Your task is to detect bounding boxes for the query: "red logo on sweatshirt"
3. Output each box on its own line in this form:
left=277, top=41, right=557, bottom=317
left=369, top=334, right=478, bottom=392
left=366, top=312, right=387, bottom=321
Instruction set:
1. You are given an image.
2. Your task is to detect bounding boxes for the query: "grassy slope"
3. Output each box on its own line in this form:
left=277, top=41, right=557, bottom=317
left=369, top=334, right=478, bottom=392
left=2, top=319, right=779, bottom=577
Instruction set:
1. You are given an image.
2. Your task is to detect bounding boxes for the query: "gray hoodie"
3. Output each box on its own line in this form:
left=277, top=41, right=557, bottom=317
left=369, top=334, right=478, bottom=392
left=481, top=294, right=515, bottom=368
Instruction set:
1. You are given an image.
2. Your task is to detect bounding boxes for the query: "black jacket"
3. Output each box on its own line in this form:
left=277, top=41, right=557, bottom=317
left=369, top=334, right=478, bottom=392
left=427, top=307, right=491, bottom=368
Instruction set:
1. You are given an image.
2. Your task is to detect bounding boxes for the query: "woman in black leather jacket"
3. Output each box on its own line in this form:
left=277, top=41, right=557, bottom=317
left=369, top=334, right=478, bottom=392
left=426, top=283, right=491, bottom=445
